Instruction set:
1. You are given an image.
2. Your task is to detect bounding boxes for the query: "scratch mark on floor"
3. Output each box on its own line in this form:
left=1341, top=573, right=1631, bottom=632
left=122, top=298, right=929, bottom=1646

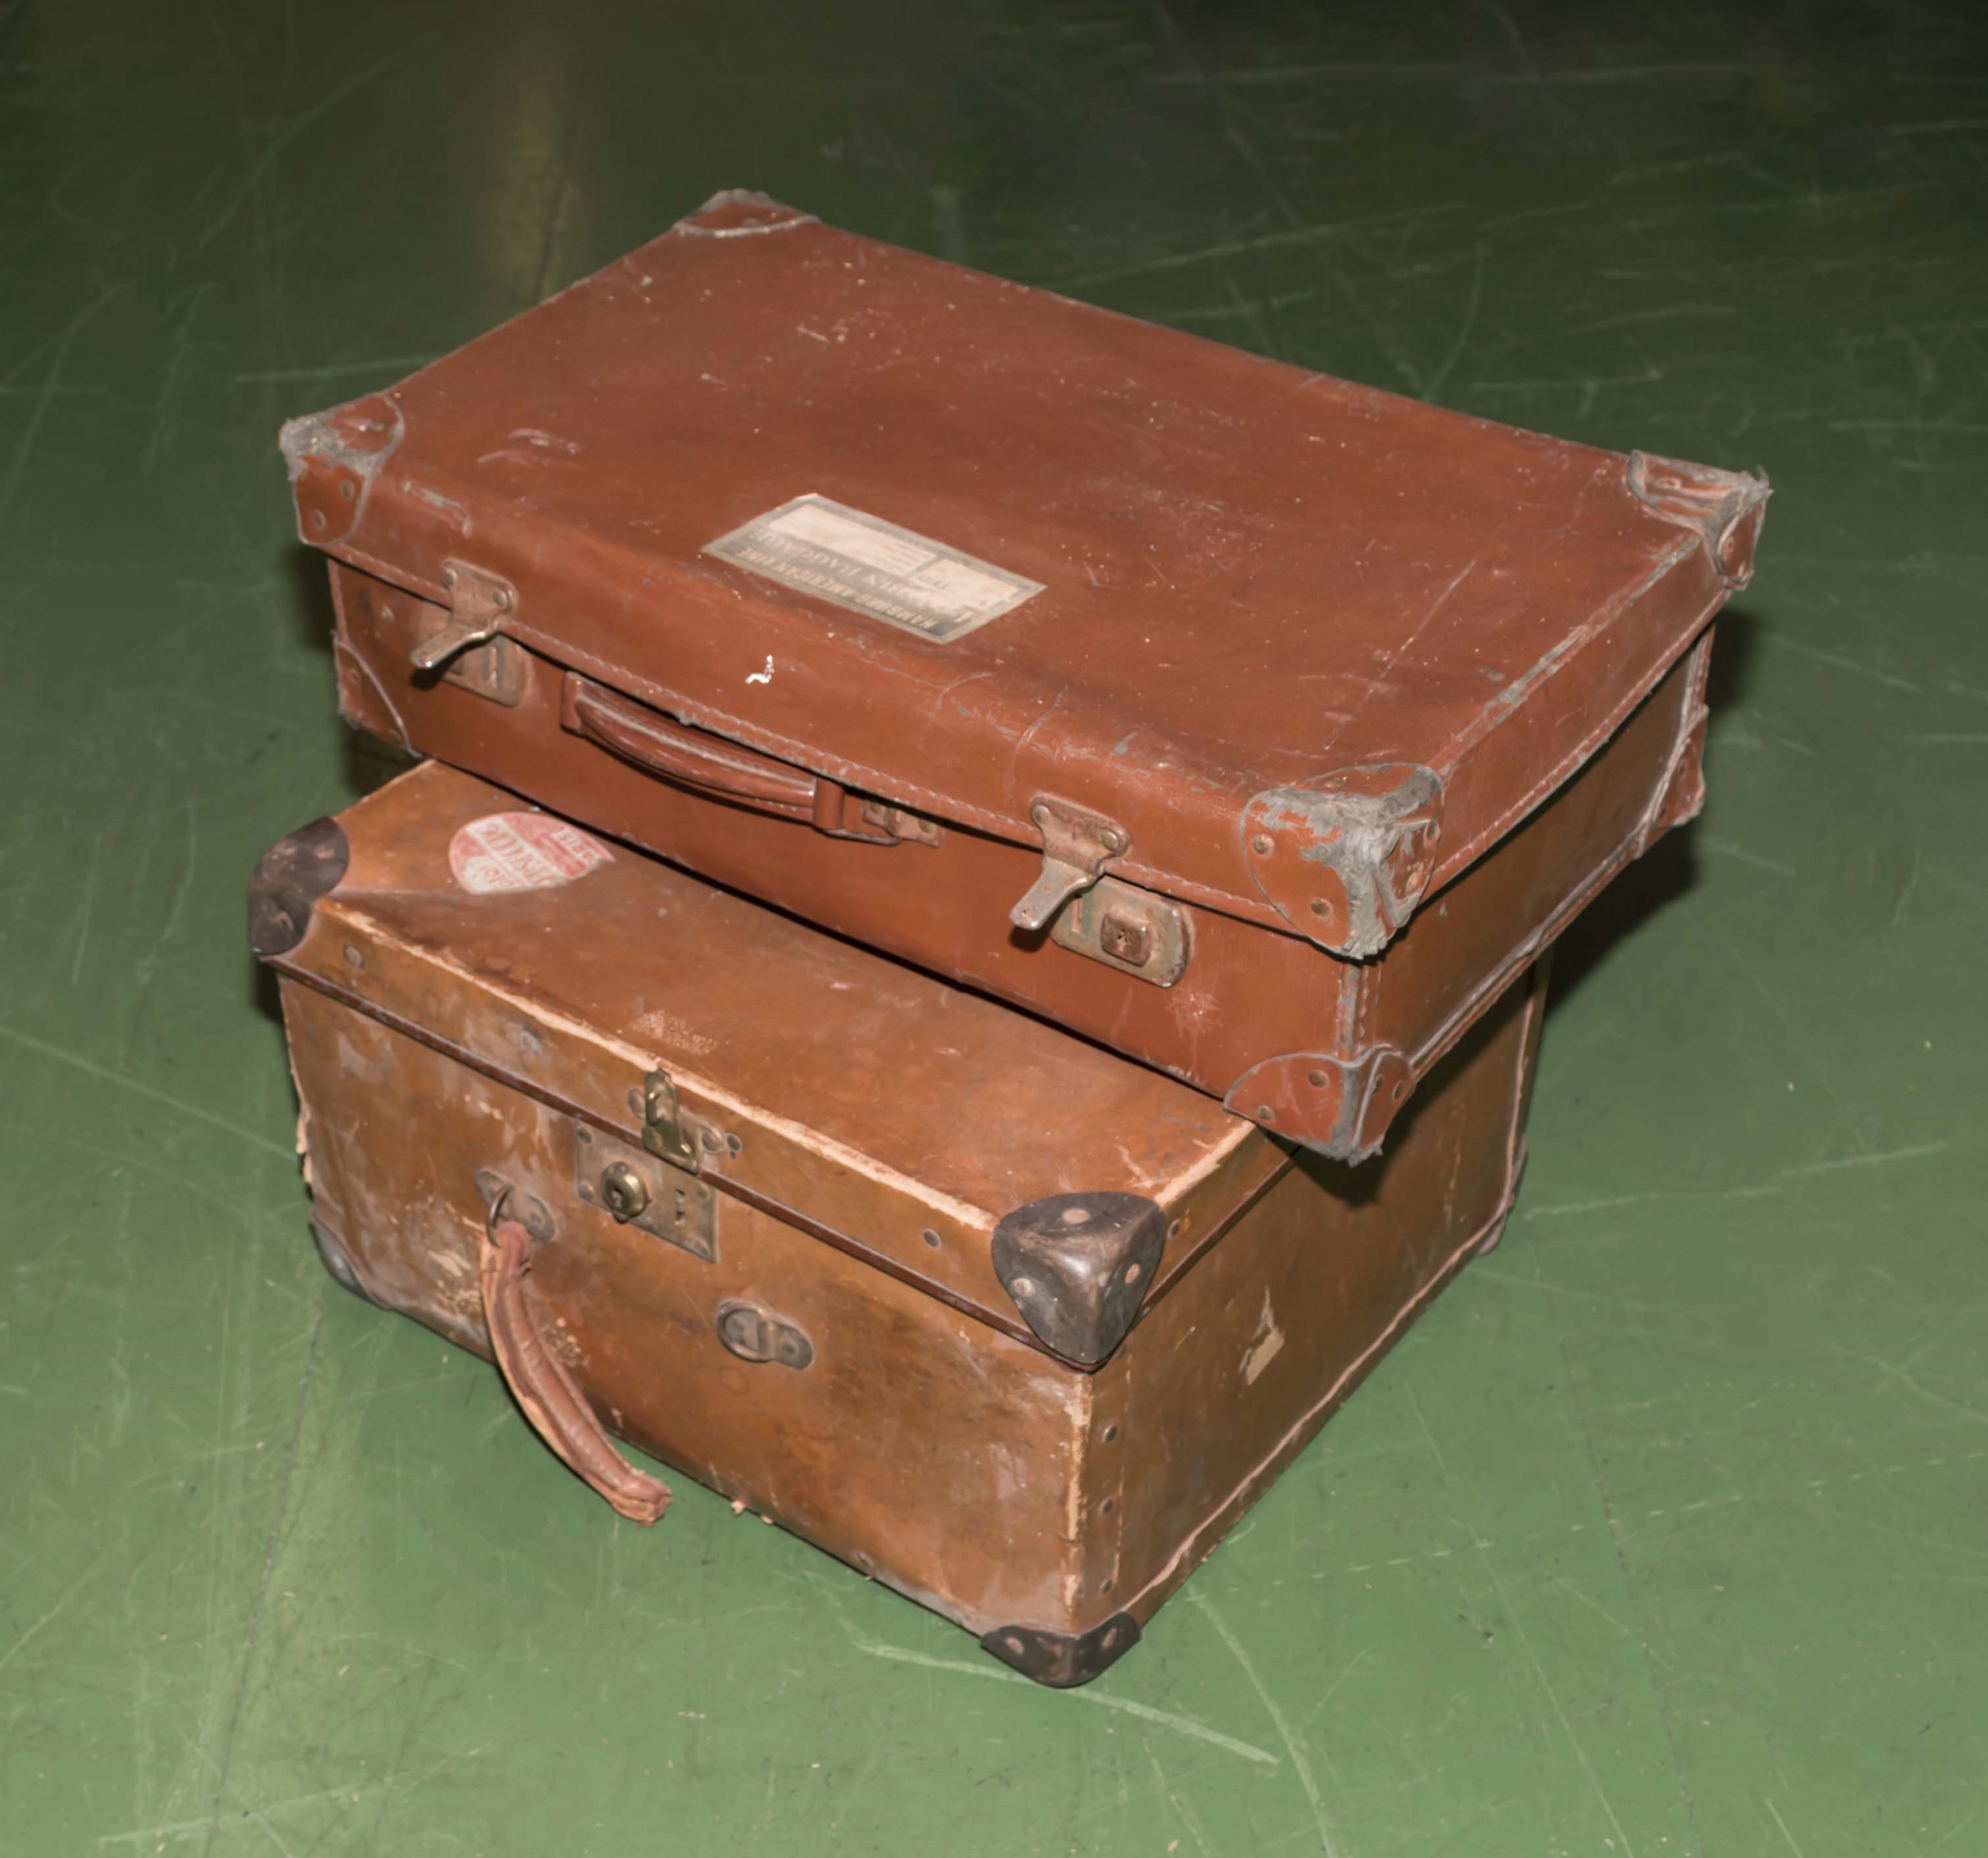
left=1765, top=1796, right=1810, bottom=1857
left=1780, top=1142, right=1947, bottom=1179
left=847, top=1636, right=1280, bottom=1765
left=1186, top=1588, right=1338, bottom=1852
left=200, top=41, right=430, bottom=250
left=0, top=1022, right=291, bottom=1159
left=0, top=280, right=122, bottom=531
left=195, top=1306, right=325, bottom=1857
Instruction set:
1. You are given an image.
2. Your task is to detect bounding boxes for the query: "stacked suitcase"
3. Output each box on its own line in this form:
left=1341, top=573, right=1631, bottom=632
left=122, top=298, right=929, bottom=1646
left=252, top=190, right=1766, bottom=1684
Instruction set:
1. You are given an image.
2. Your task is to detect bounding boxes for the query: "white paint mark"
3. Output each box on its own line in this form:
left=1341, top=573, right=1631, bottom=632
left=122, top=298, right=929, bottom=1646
left=1242, top=1290, right=1284, bottom=1385
left=746, top=655, right=774, bottom=685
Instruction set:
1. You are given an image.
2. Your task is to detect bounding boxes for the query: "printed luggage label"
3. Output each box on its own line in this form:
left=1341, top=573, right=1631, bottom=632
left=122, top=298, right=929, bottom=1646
left=704, top=493, right=1043, bottom=643
left=450, top=813, right=614, bottom=894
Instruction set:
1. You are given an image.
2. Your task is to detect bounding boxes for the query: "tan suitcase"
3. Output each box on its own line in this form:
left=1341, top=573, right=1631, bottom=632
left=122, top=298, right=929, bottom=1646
left=251, top=760, right=1545, bottom=1684
left=285, top=188, right=1755, bottom=1161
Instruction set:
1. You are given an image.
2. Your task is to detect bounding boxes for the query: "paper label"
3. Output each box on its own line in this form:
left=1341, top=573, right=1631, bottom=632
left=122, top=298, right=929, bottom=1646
left=449, top=813, right=613, bottom=894
left=704, top=494, right=1043, bottom=643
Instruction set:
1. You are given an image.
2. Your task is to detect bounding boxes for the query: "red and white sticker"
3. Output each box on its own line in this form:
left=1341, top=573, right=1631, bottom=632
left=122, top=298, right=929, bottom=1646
left=449, top=812, right=613, bottom=894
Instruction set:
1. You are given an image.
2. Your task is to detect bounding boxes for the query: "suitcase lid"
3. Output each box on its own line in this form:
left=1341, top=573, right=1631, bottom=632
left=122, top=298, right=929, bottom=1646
left=283, top=192, right=1766, bottom=960
left=251, top=761, right=1288, bottom=1368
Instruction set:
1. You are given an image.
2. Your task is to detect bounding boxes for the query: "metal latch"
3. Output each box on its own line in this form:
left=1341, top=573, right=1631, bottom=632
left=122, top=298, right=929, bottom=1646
left=573, top=1118, right=717, bottom=1261
left=410, top=559, right=516, bottom=671
left=639, top=1069, right=700, bottom=1173
left=1009, top=796, right=1130, bottom=931
left=1049, top=875, right=1190, bottom=987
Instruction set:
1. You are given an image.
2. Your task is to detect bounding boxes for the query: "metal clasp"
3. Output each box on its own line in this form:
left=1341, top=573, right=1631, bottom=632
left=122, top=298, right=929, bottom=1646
left=410, top=559, right=516, bottom=671
left=1009, top=796, right=1129, bottom=932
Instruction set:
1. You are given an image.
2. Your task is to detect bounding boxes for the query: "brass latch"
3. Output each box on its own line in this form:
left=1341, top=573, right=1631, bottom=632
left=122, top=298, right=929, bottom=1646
left=1009, top=796, right=1130, bottom=932
left=573, top=1108, right=717, bottom=1262
left=410, top=559, right=516, bottom=671
left=639, top=1069, right=700, bottom=1173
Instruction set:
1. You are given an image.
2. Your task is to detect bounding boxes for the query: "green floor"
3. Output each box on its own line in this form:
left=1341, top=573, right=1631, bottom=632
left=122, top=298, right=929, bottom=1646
left=3, top=2, right=1985, bottom=1851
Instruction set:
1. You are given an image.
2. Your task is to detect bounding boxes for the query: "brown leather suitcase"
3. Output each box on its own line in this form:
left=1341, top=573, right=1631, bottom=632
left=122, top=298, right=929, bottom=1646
left=251, top=760, right=1545, bottom=1685
left=282, top=193, right=1720, bottom=1167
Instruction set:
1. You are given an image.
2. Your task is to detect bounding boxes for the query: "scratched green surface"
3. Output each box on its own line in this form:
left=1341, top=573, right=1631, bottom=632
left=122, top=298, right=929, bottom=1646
left=1, top=1, right=1985, bottom=1852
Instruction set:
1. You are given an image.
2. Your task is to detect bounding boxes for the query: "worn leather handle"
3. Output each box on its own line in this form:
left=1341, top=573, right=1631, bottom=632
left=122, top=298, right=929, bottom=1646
left=479, top=1205, right=671, bottom=1526
left=566, top=675, right=827, bottom=822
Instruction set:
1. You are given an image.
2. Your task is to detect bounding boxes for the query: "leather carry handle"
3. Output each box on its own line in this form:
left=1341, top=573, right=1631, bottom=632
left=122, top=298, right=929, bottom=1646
left=565, top=674, right=858, bottom=833
left=479, top=1198, right=671, bottom=1526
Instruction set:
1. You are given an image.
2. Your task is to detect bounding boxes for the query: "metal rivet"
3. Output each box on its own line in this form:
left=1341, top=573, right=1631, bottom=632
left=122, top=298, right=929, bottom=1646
left=1003, top=1633, right=1025, bottom=1655
left=700, top=1126, right=723, bottom=1152
left=627, top=1087, right=644, bottom=1116
left=1256, top=1104, right=1274, bottom=1121
left=1059, top=1206, right=1089, bottom=1226
left=1100, top=1578, right=1115, bottom=1594
left=379, top=604, right=395, bottom=627
left=1101, top=1425, right=1119, bottom=1444
left=1100, top=1497, right=1115, bottom=1514
left=341, top=943, right=364, bottom=967
left=308, top=509, right=327, bottom=532
left=1030, top=803, right=1049, bottom=826
left=1393, top=1080, right=1409, bottom=1101
left=1123, top=1262, right=1142, bottom=1285
left=1251, top=834, right=1274, bottom=855
left=1100, top=829, right=1124, bottom=853
left=443, top=566, right=458, bottom=585
left=1010, top=1277, right=1036, bottom=1298
left=1309, top=898, right=1331, bottom=917
left=1165, top=1219, right=1182, bottom=1240
left=339, top=479, right=356, bottom=501
left=921, top=1228, right=942, bottom=1249
left=1307, top=1069, right=1328, bottom=1088
left=725, top=1133, right=743, bottom=1157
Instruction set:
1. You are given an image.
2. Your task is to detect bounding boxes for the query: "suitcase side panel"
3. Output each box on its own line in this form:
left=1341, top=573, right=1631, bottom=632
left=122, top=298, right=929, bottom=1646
left=1353, top=635, right=1709, bottom=1072
left=281, top=979, right=1094, bottom=1634
left=1099, top=963, right=1543, bottom=1626
left=331, top=562, right=1674, bottom=1163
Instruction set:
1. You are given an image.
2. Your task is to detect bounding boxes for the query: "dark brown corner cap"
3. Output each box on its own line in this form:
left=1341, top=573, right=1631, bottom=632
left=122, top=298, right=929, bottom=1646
left=247, top=817, right=349, bottom=958
left=990, top=1191, right=1165, bottom=1367
left=981, top=1613, right=1141, bottom=1687
left=673, top=191, right=817, bottom=238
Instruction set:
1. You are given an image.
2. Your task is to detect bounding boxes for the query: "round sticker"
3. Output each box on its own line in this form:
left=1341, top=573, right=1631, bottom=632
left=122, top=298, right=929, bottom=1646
left=449, top=812, right=614, bottom=894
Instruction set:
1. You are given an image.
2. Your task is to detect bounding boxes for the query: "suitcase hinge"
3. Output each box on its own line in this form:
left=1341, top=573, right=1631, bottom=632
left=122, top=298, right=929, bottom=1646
left=1009, top=796, right=1130, bottom=933
left=410, top=559, right=516, bottom=671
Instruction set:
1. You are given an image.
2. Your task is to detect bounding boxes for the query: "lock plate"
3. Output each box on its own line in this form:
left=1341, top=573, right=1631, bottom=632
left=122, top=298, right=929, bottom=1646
left=572, top=1121, right=717, bottom=1261
left=1048, top=876, right=1190, bottom=987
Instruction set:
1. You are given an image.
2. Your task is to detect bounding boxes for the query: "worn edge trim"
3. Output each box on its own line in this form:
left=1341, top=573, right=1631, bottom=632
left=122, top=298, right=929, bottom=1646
left=263, top=961, right=1282, bottom=1369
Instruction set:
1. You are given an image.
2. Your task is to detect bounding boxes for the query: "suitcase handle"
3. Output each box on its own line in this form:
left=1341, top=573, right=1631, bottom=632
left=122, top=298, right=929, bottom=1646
left=479, top=1195, right=672, bottom=1526
left=564, top=674, right=861, bottom=832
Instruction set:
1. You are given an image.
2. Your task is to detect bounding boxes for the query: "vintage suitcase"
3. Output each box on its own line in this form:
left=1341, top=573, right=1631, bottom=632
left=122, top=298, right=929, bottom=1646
left=283, top=191, right=1757, bottom=1162
left=251, top=760, right=1545, bottom=1685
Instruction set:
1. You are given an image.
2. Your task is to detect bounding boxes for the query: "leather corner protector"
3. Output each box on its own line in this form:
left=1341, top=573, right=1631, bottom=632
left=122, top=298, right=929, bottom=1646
left=1243, top=766, right=1443, bottom=958
left=281, top=393, right=402, bottom=546
left=1626, top=451, right=1770, bottom=591
left=673, top=189, right=817, bottom=237
left=248, top=817, right=350, bottom=958
left=981, top=1613, right=1141, bottom=1688
left=990, top=1192, right=1165, bottom=1366
left=308, top=1215, right=383, bottom=1306
left=1224, top=1048, right=1415, bottom=1163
